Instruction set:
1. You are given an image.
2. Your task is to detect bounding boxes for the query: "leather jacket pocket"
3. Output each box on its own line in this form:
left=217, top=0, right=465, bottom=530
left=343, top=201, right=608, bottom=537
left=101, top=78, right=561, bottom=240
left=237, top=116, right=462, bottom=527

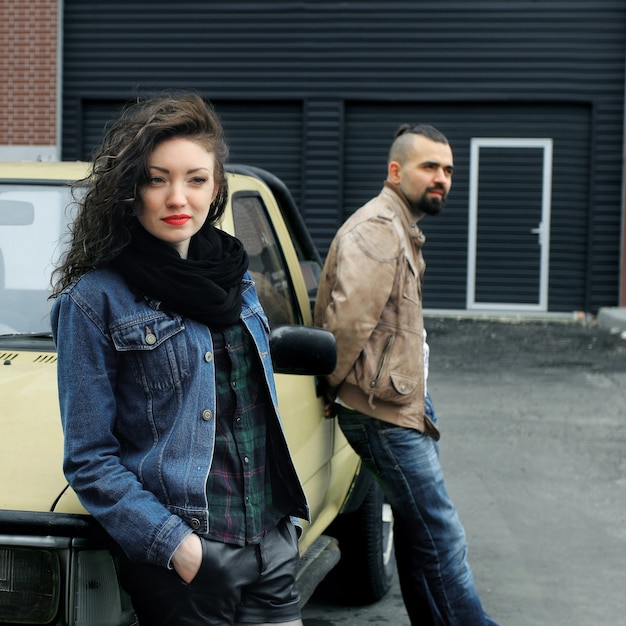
left=352, top=332, right=420, bottom=408
left=402, top=255, right=421, bottom=305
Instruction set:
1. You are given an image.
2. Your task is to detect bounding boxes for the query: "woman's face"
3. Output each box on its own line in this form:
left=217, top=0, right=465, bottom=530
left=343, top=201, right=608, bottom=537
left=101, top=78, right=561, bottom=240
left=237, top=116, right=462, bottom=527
left=137, top=137, right=219, bottom=259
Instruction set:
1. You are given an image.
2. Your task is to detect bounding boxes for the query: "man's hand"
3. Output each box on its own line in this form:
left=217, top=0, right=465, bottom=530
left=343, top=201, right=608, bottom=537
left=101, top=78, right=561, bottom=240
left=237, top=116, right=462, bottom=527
left=318, top=379, right=338, bottom=418
left=171, top=533, right=202, bottom=583
left=323, top=401, right=338, bottom=418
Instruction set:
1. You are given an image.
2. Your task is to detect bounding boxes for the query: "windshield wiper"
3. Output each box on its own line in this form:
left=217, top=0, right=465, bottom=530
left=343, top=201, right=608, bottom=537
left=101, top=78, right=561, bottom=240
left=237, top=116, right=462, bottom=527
left=0, top=332, right=53, bottom=339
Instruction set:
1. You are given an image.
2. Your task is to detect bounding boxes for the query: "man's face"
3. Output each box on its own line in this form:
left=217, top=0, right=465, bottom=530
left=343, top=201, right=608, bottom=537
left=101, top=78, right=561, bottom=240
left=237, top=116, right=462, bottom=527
left=390, top=135, right=454, bottom=217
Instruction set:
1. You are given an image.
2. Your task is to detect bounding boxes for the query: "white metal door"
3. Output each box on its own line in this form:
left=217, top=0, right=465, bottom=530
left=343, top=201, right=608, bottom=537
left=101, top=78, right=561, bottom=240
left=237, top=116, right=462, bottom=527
left=467, top=138, right=553, bottom=311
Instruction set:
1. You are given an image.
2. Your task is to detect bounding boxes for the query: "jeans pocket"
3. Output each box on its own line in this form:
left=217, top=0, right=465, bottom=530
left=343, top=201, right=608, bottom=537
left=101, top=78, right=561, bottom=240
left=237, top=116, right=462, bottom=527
left=338, top=417, right=383, bottom=475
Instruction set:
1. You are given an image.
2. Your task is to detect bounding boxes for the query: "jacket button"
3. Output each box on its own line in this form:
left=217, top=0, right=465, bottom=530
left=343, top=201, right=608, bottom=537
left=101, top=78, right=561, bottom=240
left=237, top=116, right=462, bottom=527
left=145, top=333, right=157, bottom=345
left=190, top=518, right=200, bottom=530
left=202, top=409, right=212, bottom=421
left=400, top=384, right=407, bottom=392
left=204, top=352, right=212, bottom=362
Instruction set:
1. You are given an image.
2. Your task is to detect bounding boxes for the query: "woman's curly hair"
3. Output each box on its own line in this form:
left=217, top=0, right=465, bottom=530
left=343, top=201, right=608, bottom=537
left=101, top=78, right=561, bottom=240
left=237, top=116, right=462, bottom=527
left=52, top=92, right=229, bottom=296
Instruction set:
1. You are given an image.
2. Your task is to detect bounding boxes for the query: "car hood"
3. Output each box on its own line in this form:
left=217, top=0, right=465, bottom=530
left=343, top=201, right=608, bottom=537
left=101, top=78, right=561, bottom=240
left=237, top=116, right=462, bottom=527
left=0, top=348, right=85, bottom=513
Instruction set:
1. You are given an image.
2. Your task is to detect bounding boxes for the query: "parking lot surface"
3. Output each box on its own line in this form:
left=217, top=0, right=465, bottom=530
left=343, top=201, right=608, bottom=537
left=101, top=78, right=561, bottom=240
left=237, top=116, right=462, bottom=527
left=303, top=315, right=626, bottom=625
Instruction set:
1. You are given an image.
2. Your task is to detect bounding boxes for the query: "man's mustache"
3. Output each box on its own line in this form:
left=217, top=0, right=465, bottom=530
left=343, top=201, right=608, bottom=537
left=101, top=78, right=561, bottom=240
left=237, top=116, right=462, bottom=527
left=427, top=184, right=446, bottom=193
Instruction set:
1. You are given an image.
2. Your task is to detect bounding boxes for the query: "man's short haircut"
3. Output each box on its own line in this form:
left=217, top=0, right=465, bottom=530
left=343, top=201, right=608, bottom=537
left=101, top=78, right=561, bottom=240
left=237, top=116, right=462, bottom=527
left=388, top=123, right=449, bottom=165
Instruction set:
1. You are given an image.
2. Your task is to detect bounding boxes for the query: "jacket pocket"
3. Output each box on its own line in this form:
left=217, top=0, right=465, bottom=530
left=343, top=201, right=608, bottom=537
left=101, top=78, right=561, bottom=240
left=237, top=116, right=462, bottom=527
left=389, top=372, right=419, bottom=397
left=353, top=333, right=420, bottom=408
left=110, top=315, right=190, bottom=391
left=402, top=255, right=421, bottom=305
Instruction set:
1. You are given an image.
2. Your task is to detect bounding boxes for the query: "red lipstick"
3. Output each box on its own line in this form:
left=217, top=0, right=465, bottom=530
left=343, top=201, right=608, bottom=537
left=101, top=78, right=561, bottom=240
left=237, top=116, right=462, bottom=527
left=162, top=215, right=190, bottom=226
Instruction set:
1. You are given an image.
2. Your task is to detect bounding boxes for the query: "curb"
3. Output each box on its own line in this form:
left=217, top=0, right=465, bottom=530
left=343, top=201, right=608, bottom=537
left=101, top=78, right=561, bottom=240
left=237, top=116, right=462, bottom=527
left=597, top=307, right=626, bottom=334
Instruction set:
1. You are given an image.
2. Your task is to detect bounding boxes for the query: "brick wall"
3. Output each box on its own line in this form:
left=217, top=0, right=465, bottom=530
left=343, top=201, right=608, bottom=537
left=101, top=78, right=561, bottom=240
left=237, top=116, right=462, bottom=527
left=0, top=0, right=58, bottom=158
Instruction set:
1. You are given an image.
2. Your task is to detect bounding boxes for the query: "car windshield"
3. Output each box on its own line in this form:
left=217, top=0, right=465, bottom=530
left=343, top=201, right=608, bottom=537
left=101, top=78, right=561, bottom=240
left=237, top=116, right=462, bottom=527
left=0, top=182, right=76, bottom=336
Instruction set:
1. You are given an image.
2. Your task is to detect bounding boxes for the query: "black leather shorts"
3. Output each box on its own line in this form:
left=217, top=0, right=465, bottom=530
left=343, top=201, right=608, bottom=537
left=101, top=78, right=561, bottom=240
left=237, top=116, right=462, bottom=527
left=119, top=517, right=301, bottom=625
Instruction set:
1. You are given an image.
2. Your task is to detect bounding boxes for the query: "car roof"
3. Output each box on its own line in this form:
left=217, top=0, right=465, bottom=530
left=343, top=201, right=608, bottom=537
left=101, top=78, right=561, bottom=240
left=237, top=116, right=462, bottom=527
left=0, top=160, right=322, bottom=266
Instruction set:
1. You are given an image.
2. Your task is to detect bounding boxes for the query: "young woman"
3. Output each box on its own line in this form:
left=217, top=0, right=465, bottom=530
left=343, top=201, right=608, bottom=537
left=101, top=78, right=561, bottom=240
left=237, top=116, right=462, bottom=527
left=51, top=93, right=308, bottom=626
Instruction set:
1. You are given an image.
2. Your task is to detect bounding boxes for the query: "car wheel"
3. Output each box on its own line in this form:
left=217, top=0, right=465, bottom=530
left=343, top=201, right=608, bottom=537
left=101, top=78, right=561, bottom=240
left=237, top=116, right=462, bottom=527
left=315, top=479, right=395, bottom=605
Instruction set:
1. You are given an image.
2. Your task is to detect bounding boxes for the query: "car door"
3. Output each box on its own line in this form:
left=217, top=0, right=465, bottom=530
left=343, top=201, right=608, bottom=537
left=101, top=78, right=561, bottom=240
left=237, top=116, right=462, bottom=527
left=226, top=176, right=342, bottom=550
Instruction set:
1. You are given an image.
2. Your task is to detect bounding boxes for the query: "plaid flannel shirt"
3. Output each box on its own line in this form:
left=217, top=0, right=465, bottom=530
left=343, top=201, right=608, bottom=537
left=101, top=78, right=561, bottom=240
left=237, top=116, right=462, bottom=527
left=204, top=322, right=285, bottom=545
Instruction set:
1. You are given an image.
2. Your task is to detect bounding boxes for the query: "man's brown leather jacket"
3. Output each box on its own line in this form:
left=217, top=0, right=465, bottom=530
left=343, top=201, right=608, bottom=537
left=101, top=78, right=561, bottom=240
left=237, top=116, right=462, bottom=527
left=314, top=182, right=439, bottom=438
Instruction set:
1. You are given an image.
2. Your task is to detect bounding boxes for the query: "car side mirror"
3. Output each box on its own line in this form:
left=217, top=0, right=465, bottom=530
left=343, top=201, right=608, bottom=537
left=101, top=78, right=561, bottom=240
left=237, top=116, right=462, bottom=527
left=269, top=325, right=336, bottom=376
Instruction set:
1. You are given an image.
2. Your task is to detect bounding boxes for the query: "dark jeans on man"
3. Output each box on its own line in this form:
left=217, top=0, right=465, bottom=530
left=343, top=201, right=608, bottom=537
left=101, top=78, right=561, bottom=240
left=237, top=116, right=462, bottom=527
left=337, top=394, right=498, bottom=626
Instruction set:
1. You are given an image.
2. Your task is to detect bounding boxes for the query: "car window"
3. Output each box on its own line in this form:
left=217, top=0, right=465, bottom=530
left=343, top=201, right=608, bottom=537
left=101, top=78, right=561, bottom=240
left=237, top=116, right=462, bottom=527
left=0, top=183, right=75, bottom=335
left=0, top=182, right=300, bottom=336
left=231, top=192, right=298, bottom=328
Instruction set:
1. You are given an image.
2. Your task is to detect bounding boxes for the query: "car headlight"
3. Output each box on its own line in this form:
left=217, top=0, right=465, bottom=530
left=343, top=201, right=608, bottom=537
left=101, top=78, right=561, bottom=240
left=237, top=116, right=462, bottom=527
left=70, top=548, right=136, bottom=626
left=0, top=546, right=60, bottom=623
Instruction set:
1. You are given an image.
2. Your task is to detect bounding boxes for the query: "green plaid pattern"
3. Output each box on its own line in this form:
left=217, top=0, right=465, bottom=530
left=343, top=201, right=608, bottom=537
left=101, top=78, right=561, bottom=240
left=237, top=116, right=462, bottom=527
left=205, top=323, right=283, bottom=545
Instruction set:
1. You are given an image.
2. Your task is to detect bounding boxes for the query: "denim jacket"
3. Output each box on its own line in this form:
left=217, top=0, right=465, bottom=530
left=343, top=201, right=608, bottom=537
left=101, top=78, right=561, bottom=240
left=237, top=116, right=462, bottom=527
left=51, top=267, right=309, bottom=568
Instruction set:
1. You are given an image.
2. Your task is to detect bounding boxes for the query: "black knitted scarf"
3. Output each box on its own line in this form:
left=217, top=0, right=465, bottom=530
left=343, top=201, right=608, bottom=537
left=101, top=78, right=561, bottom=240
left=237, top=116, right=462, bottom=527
left=113, top=221, right=249, bottom=328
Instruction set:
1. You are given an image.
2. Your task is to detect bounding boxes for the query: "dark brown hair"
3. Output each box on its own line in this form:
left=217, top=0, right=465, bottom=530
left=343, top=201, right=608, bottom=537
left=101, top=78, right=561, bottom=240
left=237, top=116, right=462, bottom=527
left=388, top=123, right=449, bottom=165
left=52, top=92, right=229, bottom=295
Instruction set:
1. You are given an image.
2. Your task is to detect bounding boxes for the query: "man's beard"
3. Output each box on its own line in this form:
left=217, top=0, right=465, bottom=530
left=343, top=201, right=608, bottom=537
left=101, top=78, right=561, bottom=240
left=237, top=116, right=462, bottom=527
left=413, top=187, right=446, bottom=216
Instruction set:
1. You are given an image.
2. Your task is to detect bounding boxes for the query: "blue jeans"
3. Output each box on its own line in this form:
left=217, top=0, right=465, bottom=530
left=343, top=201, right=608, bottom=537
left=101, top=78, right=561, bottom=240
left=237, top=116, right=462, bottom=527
left=337, top=394, right=498, bottom=626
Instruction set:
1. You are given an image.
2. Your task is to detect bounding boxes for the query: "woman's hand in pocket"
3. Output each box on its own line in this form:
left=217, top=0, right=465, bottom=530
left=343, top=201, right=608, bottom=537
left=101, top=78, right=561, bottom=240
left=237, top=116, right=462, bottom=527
left=171, top=533, right=203, bottom=583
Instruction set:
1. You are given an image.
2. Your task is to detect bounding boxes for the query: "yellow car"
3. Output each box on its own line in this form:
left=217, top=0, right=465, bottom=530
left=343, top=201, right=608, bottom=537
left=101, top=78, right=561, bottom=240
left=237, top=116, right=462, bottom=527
left=0, top=161, right=394, bottom=625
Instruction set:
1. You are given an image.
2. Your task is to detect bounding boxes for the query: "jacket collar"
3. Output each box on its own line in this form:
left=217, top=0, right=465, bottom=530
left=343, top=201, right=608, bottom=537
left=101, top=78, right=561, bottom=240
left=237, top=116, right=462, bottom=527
left=383, top=180, right=422, bottom=226
left=382, top=181, right=426, bottom=245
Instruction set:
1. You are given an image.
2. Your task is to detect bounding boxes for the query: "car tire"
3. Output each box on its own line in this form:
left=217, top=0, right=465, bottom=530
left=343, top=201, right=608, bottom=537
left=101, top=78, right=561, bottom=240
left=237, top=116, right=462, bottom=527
left=315, top=479, right=396, bottom=605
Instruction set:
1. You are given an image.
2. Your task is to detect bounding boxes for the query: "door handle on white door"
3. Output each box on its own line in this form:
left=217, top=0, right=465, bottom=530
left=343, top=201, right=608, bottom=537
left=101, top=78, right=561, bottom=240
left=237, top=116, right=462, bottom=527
left=531, top=223, right=544, bottom=245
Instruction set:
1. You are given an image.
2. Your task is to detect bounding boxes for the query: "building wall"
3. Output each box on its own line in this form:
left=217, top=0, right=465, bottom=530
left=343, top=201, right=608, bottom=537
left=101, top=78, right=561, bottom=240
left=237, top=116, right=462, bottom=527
left=0, top=0, right=59, bottom=161
left=0, top=0, right=615, bottom=311
left=58, top=0, right=626, bottom=313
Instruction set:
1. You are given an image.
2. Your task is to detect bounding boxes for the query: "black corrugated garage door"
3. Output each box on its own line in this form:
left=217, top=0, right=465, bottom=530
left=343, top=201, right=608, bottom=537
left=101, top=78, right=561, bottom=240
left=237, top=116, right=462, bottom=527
left=77, top=100, right=303, bottom=206
left=343, top=102, right=591, bottom=312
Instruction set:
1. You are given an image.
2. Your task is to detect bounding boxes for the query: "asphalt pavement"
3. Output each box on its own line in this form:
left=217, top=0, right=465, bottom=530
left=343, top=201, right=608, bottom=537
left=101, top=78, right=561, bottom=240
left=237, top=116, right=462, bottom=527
left=302, top=314, right=626, bottom=625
